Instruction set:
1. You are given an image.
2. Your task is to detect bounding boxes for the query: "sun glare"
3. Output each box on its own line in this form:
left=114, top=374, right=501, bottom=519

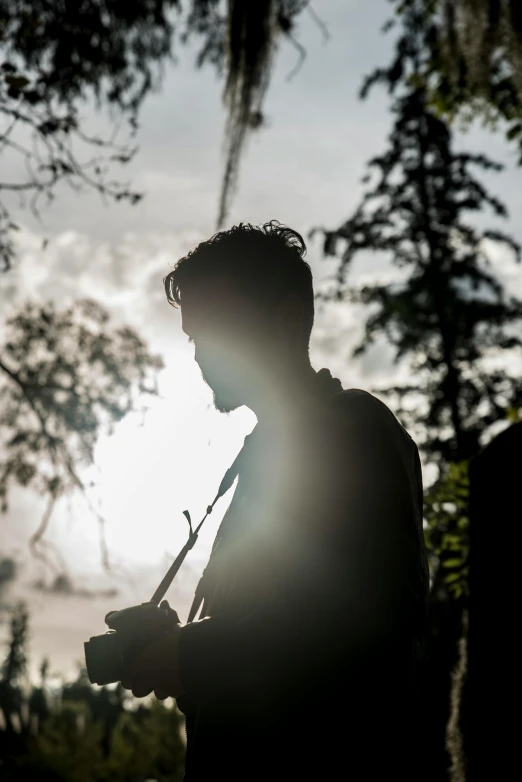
left=73, top=344, right=255, bottom=573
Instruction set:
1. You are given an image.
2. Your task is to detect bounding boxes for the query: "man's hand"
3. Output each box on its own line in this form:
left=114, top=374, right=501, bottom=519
left=121, top=621, right=183, bottom=700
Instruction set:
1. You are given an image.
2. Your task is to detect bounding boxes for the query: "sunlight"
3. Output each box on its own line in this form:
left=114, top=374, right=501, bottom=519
left=78, top=343, right=256, bottom=572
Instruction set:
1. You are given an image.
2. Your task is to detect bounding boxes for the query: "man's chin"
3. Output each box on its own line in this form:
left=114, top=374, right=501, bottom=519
left=213, top=393, right=241, bottom=413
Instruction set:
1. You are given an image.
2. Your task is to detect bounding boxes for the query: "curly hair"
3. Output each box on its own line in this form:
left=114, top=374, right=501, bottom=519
left=164, top=220, right=314, bottom=347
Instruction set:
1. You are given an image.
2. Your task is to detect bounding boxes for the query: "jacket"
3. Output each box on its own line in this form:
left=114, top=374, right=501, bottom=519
left=176, top=369, right=429, bottom=781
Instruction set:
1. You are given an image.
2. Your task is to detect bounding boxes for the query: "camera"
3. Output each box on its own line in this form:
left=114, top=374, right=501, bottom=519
left=84, top=508, right=201, bottom=687
left=84, top=455, right=241, bottom=687
left=84, top=600, right=179, bottom=686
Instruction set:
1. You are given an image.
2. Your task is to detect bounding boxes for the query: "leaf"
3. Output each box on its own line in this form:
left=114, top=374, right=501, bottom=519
left=445, top=572, right=461, bottom=583
left=442, top=558, right=463, bottom=568
left=4, top=74, right=30, bottom=89
left=506, top=407, right=521, bottom=423
left=506, top=124, right=522, bottom=141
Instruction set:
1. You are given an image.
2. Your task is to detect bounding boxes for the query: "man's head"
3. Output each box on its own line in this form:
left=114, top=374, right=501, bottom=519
left=164, top=221, right=314, bottom=412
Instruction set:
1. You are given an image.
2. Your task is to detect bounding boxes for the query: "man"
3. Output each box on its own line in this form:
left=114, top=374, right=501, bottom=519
left=122, top=221, right=429, bottom=780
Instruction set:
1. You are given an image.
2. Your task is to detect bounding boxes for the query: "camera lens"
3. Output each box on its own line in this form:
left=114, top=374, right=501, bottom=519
left=84, top=631, right=124, bottom=686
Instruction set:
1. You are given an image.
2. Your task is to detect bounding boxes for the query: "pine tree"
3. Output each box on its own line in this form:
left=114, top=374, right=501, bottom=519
left=317, top=5, right=522, bottom=608
left=319, top=10, right=522, bottom=472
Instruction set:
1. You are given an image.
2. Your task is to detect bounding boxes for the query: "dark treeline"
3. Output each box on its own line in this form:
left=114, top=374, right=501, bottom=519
left=0, top=605, right=186, bottom=781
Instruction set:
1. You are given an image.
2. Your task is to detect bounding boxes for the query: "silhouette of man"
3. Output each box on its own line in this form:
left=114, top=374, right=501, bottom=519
left=122, top=221, right=429, bottom=781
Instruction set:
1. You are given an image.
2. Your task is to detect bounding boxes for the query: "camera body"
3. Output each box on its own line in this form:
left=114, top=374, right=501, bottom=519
left=83, top=449, right=242, bottom=688
left=84, top=601, right=178, bottom=686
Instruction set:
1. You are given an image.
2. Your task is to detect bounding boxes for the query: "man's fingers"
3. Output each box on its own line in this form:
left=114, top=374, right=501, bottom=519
left=154, top=688, right=169, bottom=701
left=120, top=633, right=181, bottom=698
left=160, top=599, right=181, bottom=625
left=122, top=676, right=154, bottom=698
left=121, top=644, right=160, bottom=695
left=132, top=675, right=153, bottom=698
left=125, top=645, right=155, bottom=682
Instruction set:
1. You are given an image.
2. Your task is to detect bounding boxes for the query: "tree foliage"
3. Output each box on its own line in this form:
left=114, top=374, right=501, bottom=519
left=0, top=0, right=184, bottom=271
left=1, top=601, right=28, bottom=684
left=392, top=0, right=522, bottom=162
left=424, top=460, right=470, bottom=599
left=0, top=0, right=179, bottom=111
left=317, top=6, right=522, bottom=471
left=0, top=602, right=29, bottom=734
left=0, top=299, right=163, bottom=562
left=0, top=1, right=315, bottom=267
left=0, top=605, right=186, bottom=781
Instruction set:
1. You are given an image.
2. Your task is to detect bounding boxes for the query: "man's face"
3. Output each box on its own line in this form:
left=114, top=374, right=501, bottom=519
left=180, top=277, right=272, bottom=413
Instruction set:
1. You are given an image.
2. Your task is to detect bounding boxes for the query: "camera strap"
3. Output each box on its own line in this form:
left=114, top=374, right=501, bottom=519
left=149, top=448, right=245, bottom=606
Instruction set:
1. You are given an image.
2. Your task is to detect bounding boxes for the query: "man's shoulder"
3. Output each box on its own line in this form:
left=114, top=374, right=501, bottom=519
left=328, top=387, right=410, bottom=433
left=322, top=387, right=418, bottom=463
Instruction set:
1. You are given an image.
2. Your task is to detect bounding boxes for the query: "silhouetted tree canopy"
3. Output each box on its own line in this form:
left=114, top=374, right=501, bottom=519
left=0, top=0, right=179, bottom=110
left=0, top=0, right=316, bottom=268
left=0, top=0, right=183, bottom=270
left=1, top=602, right=28, bottom=685
left=0, top=602, right=28, bottom=734
left=318, top=6, right=522, bottom=470
left=391, top=0, right=522, bottom=162
left=315, top=0, right=522, bottom=612
left=0, top=299, right=163, bottom=564
left=0, top=605, right=186, bottom=780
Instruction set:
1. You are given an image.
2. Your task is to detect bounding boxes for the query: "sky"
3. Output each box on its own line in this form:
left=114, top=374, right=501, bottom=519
left=0, top=0, right=521, bottom=679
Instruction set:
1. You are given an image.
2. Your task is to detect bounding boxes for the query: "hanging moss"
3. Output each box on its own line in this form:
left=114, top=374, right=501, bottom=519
left=218, top=1, right=276, bottom=228
left=218, top=1, right=309, bottom=227
left=439, top=0, right=522, bottom=104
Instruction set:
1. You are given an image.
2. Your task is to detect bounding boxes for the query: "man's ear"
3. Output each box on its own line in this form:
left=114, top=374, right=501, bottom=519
left=274, top=293, right=304, bottom=341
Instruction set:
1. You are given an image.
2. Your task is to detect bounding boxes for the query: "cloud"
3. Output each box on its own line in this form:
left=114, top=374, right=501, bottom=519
left=0, top=225, right=207, bottom=350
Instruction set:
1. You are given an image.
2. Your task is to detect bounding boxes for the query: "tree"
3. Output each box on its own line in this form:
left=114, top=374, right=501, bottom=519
left=0, top=602, right=29, bottom=733
left=60, top=667, right=128, bottom=758
left=0, top=0, right=184, bottom=271
left=0, top=605, right=187, bottom=781
left=316, top=0, right=522, bottom=602
left=28, top=703, right=106, bottom=782
left=315, top=6, right=522, bottom=778
left=0, top=298, right=163, bottom=564
left=317, top=10, right=522, bottom=473
left=391, top=0, right=522, bottom=162
left=0, top=0, right=316, bottom=266
left=0, top=2, right=318, bottom=559
left=107, top=701, right=185, bottom=782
